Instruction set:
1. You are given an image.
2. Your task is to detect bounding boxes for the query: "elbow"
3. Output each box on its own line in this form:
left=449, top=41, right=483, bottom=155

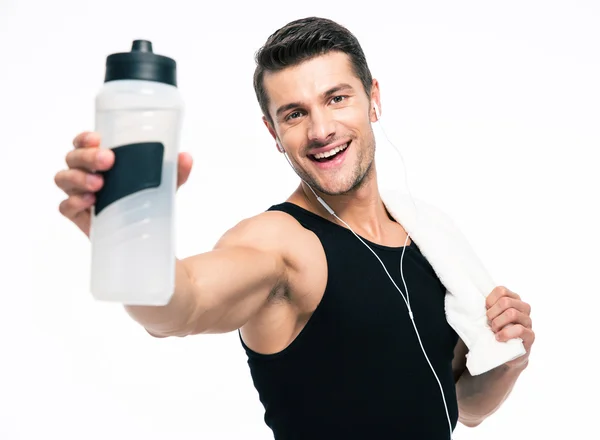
left=145, top=327, right=197, bottom=338
left=460, top=418, right=484, bottom=428
left=143, top=315, right=202, bottom=338
left=145, top=328, right=170, bottom=338
left=459, top=410, right=487, bottom=428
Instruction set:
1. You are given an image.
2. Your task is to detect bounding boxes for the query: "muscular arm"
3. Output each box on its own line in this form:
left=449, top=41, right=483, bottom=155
left=452, top=338, right=528, bottom=427
left=124, top=211, right=294, bottom=337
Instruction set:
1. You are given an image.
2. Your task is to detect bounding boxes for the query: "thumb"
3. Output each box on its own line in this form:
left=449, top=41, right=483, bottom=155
left=176, top=152, right=193, bottom=188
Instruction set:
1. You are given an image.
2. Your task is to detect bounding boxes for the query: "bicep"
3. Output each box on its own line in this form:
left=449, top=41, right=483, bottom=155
left=182, top=244, right=286, bottom=334
left=180, top=213, right=294, bottom=335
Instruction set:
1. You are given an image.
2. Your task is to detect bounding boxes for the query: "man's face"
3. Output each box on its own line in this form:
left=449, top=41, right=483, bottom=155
left=263, top=51, right=379, bottom=196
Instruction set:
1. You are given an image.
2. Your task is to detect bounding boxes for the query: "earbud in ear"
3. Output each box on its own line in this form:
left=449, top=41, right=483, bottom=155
left=374, top=103, right=381, bottom=120
left=276, top=141, right=285, bottom=153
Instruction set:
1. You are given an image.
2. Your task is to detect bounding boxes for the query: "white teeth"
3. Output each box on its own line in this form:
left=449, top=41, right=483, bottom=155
left=313, top=142, right=349, bottom=159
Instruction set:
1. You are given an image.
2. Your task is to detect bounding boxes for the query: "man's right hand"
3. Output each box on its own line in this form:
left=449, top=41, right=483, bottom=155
left=54, top=131, right=193, bottom=237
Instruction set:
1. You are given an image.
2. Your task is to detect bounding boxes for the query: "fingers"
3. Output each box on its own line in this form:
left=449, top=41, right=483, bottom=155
left=73, top=131, right=101, bottom=149
left=58, top=193, right=95, bottom=220
left=495, top=324, right=535, bottom=347
left=485, top=286, right=535, bottom=366
left=490, top=307, right=532, bottom=333
left=486, top=296, right=531, bottom=322
left=176, top=152, right=193, bottom=188
left=55, top=168, right=104, bottom=195
left=67, top=131, right=113, bottom=173
left=65, top=147, right=114, bottom=173
left=486, top=285, right=520, bottom=309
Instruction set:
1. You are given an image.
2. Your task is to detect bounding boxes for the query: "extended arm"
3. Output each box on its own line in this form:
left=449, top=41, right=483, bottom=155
left=124, top=212, right=294, bottom=337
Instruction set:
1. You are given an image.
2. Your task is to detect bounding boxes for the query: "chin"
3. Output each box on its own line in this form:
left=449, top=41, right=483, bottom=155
left=303, top=154, right=374, bottom=196
left=314, top=172, right=368, bottom=196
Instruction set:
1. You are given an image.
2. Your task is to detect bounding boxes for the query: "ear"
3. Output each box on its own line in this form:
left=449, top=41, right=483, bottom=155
left=370, top=78, right=381, bottom=123
left=263, top=116, right=284, bottom=153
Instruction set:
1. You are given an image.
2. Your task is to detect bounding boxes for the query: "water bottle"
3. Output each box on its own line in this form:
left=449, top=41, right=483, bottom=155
left=90, top=40, right=183, bottom=306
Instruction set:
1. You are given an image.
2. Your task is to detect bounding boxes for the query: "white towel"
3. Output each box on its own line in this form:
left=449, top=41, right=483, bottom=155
left=380, top=188, right=526, bottom=376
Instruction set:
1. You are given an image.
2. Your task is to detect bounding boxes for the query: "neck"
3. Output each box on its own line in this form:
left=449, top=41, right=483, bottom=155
left=295, top=163, right=392, bottom=239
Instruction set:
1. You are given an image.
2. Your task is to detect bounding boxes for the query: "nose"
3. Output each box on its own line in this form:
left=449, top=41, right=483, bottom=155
left=307, top=107, right=336, bottom=145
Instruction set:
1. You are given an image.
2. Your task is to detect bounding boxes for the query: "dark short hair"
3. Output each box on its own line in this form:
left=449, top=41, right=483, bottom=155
left=253, top=17, right=373, bottom=125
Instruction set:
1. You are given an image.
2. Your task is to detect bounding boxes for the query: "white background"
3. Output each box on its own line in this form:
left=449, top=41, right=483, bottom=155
left=1, top=0, right=598, bottom=438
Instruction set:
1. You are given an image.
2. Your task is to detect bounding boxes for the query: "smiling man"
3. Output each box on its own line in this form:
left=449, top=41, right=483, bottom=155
left=55, top=16, right=534, bottom=440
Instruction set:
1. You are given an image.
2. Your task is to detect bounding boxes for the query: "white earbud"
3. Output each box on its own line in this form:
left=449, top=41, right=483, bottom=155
left=374, top=102, right=381, bottom=120
left=276, top=140, right=285, bottom=153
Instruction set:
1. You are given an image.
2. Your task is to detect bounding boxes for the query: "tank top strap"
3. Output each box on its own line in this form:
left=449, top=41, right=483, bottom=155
left=267, top=202, right=334, bottom=237
left=268, top=201, right=423, bottom=255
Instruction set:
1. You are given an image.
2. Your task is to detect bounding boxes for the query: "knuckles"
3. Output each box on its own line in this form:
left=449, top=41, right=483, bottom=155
left=507, top=307, right=519, bottom=321
left=500, top=296, right=513, bottom=310
left=491, top=308, right=521, bottom=332
left=487, top=285, right=509, bottom=308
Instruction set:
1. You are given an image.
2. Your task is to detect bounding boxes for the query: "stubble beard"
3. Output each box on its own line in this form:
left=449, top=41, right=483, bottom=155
left=299, top=138, right=376, bottom=197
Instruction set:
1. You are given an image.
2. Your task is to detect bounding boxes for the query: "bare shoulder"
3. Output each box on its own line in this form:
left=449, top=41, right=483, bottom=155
left=213, top=209, right=311, bottom=254
left=213, top=209, right=326, bottom=294
left=230, top=209, right=327, bottom=354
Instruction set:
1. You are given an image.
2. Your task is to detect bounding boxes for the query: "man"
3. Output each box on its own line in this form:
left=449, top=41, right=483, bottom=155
left=54, top=16, right=534, bottom=439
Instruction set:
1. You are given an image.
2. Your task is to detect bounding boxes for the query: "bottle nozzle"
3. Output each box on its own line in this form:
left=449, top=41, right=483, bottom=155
left=104, top=39, right=176, bottom=86
left=132, top=40, right=153, bottom=53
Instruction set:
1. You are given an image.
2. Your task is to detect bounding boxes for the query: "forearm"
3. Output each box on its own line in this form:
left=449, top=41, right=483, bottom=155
left=124, top=259, right=198, bottom=337
left=457, top=360, right=528, bottom=426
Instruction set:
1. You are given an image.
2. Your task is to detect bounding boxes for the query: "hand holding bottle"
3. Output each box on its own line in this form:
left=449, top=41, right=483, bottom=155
left=54, top=132, right=193, bottom=238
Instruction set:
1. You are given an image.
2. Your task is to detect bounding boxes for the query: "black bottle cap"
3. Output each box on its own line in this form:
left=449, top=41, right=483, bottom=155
left=104, top=40, right=177, bottom=87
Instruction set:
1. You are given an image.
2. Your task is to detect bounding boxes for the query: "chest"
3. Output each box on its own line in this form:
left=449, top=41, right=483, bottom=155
left=321, top=245, right=458, bottom=359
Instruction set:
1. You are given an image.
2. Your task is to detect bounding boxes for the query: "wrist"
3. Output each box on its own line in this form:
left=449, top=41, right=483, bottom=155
left=505, top=355, right=530, bottom=371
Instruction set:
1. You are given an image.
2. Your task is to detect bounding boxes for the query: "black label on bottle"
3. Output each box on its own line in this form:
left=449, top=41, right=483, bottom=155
left=94, top=141, right=164, bottom=215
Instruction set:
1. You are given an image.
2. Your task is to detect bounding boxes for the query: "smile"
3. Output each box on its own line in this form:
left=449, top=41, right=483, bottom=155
left=310, top=142, right=350, bottom=162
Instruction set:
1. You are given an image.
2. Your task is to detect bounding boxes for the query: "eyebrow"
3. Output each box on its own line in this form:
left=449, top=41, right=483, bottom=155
left=275, top=83, right=355, bottom=119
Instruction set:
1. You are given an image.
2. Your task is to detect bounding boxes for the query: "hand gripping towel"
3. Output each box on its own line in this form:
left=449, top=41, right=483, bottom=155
left=380, top=188, right=526, bottom=375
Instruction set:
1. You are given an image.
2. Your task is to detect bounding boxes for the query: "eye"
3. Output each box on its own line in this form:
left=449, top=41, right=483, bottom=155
left=330, top=95, right=347, bottom=104
left=286, top=111, right=302, bottom=121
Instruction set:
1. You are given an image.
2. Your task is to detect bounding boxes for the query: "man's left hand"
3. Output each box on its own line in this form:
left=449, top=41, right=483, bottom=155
left=486, top=286, right=535, bottom=369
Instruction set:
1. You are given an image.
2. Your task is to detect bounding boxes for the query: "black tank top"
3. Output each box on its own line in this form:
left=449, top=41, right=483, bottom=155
left=240, top=202, right=459, bottom=439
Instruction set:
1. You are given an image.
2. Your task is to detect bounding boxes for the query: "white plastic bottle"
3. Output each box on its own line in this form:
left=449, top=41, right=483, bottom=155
left=90, top=40, right=184, bottom=305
